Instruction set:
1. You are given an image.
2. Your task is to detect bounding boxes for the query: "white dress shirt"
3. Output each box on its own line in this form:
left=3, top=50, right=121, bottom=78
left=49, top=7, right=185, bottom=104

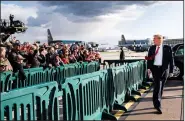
left=154, top=44, right=163, bottom=66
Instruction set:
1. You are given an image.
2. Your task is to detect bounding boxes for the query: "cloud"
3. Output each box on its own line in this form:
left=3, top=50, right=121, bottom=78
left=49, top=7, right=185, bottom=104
left=19, top=1, right=149, bottom=44
left=27, top=5, right=58, bottom=27
left=28, top=1, right=159, bottom=26
left=27, top=1, right=160, bottom=27
left=40, top=1, right=157, bottom=18
left=0, top=2, right=153, bottom=44
left=1, top=3, right=38, bottom=24
left=14, top=26, right=47, bottom=43
left=37, top=3, right=147, bottom=44
left=1, top=1, right=180, bottom=45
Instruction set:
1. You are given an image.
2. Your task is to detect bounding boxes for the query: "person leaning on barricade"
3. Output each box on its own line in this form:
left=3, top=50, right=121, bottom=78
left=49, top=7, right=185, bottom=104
left=78, top=45, right=85, bottom=62
left=46, top=46, right=56, bottom=68
left=38, top=47, right=47, bottom=69
left=0, top=58, right=9, bottom=72
left=3, top=42, right=13, bottom=59
left=61, top=50, right=70, bottom=64
left=8, top=43, right=24, bottom=69
left=8, top=54, right=26, bottom=87
left=95, top=52, right=101, bottom=63
left=87, top=48, right=96, bottom=62
left=14, top=55, right=27, bottom=87
left=7, top=43, right=26, bottom=83
left=73, top=46, right=80, bottom=61
left=82, top=50, right=89, bottom=62
left=69, top=50, right=77, bottom=63
left=54, top=44, right=60, bottom=53
left=0, top=47, right=13, bottom=72
left=53, top=53, right=64, bottom=67
left=25, top=45, right=40, bottom=68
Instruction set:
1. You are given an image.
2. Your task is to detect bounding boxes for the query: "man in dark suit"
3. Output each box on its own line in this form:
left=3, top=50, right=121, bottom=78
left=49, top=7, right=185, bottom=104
left=120, top=47, right=125, bottom=60
left=146, top=34, right=174, bottom=114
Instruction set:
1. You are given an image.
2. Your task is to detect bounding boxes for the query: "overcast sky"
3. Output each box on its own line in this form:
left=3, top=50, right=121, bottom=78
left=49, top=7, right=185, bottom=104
left=1, top=1, right=183, bottom=45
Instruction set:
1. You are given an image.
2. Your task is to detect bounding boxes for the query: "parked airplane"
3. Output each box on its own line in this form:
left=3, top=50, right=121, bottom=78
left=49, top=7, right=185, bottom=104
left=47, top=29, right=99, bottom=49
left=47, top=29, right=88, bottom=46
left=97, top=43, right=120, bottom=52
left=47, top=29, right=84, bottom=45
left=118, top=35, right=183, bottom=52
left=118, top=35, right=152, bottom=52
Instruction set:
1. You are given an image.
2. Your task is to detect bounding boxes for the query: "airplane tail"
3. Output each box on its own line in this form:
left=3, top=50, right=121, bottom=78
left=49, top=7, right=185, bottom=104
left=47, top=29, right=53, bottom=44
left=121, top=34, right=126, bottom=44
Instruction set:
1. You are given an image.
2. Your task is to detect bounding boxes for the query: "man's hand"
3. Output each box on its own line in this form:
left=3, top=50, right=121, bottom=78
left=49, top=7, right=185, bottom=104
left=49, top=64, right=52, bottom=68
left=147, top=69, right=151, bottom=75
left=169, top=73, right=174, bottom=78
left=26, top=64, right=31, bottom=68
left=147, top=69, right=153, bottom=79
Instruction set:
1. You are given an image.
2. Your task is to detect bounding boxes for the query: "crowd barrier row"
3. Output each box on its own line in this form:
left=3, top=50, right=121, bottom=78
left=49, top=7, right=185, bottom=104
left=61, top=60, right=147, bottom=120
left=1, top=82, right=60, bottom=120
left=1, top=59, right=150, bottom=120
left=0, top=61, right=100, bottom=92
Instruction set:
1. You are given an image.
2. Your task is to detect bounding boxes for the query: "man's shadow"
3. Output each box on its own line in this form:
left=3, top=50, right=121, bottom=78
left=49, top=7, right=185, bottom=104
left=124, top=107, right=161, bottom=116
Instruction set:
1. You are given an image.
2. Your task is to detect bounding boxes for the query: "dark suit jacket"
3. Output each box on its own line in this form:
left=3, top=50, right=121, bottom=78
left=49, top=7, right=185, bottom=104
left=120, top=50, right=125, bottom=60
left=147, top=45, right=174, bottom=73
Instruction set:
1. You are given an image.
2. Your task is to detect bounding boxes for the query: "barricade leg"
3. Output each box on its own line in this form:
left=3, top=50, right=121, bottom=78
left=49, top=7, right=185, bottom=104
left=131, top=90, right=141, bottom=96
left=125, top=91, right=137, bottom=102
left=139, top=85, right=147, bottom=90
left=113, top=103, right=127, bottom=112
left=142, top=81, right=152, bottom=87
left=102, top=111, right=117, bottom=120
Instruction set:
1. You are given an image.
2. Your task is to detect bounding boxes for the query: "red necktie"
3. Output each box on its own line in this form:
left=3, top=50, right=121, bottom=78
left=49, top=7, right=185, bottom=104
left=145, top=46, right=160, bottom=60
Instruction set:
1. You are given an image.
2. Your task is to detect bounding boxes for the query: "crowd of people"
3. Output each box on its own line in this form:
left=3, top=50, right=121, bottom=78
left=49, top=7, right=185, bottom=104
left=0, top=38, right=102, bottom=76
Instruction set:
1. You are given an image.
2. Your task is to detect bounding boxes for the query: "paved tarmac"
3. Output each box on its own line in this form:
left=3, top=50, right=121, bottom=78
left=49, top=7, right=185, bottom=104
left=100, top=51, right=147, bottom=61
left=119, top=79, right=184, bottom=120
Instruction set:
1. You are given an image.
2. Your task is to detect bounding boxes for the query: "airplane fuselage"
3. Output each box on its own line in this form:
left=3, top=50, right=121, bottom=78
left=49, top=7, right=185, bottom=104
left=119, top=39, right=151, bottom=52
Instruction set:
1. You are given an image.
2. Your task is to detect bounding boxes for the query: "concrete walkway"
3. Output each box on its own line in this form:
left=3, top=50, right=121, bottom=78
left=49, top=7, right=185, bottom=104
left=120, top=79, right=184, bottom=120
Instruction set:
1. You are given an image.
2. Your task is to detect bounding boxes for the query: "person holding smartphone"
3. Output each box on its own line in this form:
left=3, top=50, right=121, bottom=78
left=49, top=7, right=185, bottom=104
left=0, top=47, right=13, bottom=72
left=0, top=61, right=8, bottom=72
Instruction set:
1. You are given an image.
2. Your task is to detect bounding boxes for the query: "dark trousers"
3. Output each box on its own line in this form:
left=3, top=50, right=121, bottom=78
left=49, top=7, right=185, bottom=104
left=151, top=66, right=168, bottom=109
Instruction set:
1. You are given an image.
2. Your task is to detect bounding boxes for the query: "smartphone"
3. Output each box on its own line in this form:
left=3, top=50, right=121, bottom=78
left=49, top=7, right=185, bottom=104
left=36, top=41, right=40, bottom=44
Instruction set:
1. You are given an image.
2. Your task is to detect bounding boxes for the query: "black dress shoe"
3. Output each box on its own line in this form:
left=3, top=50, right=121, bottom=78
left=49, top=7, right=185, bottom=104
left=156, top=108, right=162, bottom=114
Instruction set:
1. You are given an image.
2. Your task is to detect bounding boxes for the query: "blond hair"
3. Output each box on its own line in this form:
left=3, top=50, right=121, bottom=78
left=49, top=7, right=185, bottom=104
left=153, top=34, right=164, bottom=41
